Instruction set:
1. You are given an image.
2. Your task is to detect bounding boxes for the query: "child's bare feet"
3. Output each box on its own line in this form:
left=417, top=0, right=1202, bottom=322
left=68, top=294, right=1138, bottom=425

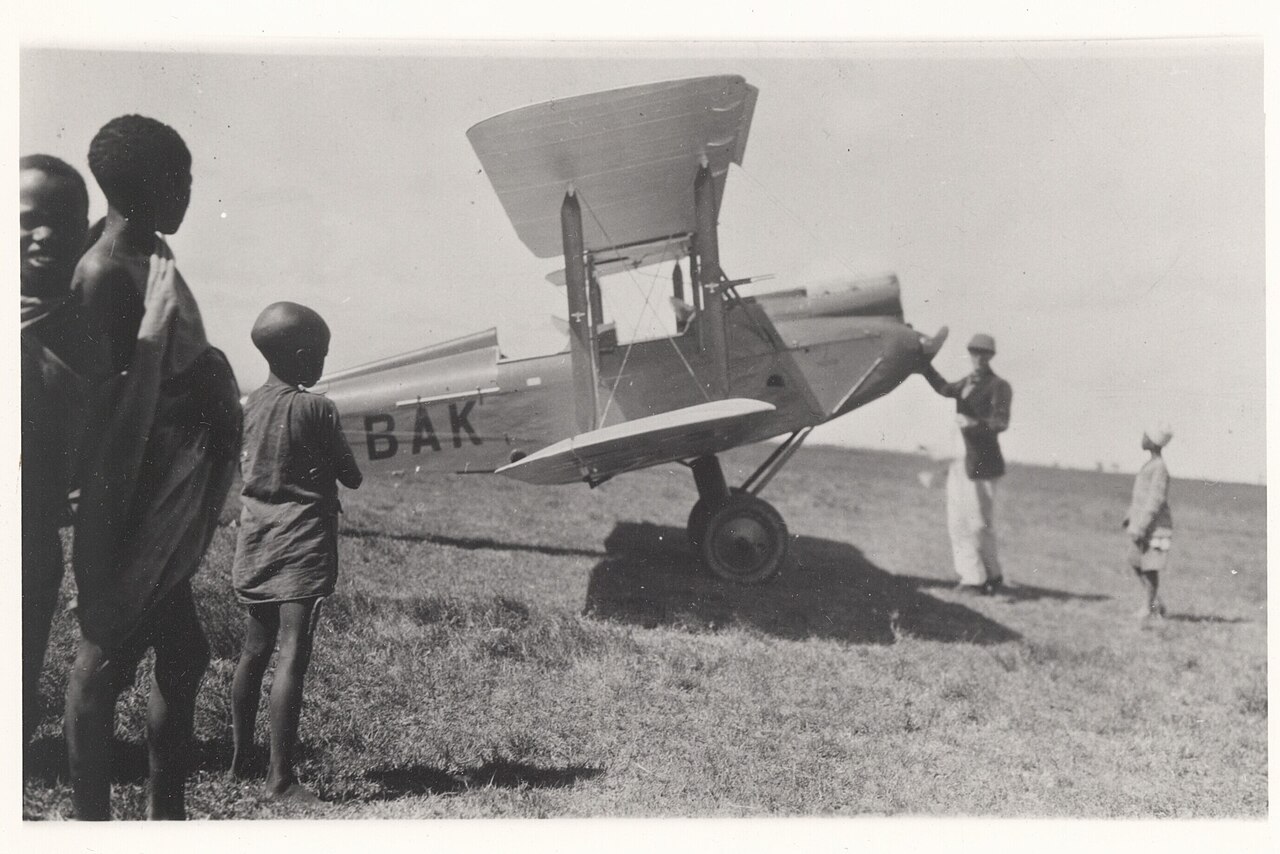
left=1135, top=602, right=1167, bottom=624
left=264, top=782, right=321, bottom=804
left=229, top=745, right=260, bottom=780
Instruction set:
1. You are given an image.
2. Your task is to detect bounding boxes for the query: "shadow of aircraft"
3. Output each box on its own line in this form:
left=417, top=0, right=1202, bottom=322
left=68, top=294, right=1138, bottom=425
left=897, top=573, right=1112, bottom=603
left=342, top=526, right=606, bottom=560
left=358, top=761, right=603, bottom=801
left=584, top=522, right=1019, bottom=645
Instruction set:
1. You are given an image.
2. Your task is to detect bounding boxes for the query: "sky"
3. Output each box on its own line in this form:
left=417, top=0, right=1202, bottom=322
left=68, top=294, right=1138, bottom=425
left=17, top=39, right=1265, bottom=484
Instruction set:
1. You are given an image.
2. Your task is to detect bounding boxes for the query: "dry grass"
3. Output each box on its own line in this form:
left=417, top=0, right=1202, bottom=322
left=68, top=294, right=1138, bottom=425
left=23, top=446, right=1266, bottom=818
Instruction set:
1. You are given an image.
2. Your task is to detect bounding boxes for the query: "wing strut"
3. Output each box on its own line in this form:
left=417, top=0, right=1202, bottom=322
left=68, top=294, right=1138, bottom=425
left=694, top=160, right=729, bottom=398
left=561, top=189, right=599, bottom=432
left=741, top=426, right=814, bottom=496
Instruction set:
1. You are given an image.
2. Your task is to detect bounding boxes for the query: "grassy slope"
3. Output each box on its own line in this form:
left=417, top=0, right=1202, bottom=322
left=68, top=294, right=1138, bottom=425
left=23, top=446, right=1266, bottom=818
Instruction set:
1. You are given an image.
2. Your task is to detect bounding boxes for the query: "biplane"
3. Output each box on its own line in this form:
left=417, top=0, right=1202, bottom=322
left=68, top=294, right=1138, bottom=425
left=317, top=75, right=948, bottom=584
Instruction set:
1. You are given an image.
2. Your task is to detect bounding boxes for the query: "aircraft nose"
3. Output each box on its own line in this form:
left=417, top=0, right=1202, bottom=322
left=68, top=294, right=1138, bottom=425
left=832, top=323, right=927, bottom=418
left=919, top=325, right=949, bottom=361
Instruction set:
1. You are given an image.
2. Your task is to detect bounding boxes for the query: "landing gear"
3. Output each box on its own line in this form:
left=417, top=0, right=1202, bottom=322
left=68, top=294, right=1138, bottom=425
left=700, top=493, right=788, bottom=584
left=687, top=498, right=715, bottom=550
left=689, top=486, right=751, bottom=551
left=685, top=455, right=789, bottom=584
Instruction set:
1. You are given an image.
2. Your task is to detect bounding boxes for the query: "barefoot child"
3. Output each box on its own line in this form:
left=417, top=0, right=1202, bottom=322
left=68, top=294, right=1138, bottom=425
left=66, top=115, right=241, bottom=820
left=231, top=302, right=362, bottom=799
left=1123, top=425, right=1173, bottom=620
left=20, top=155, right=107, bottom=742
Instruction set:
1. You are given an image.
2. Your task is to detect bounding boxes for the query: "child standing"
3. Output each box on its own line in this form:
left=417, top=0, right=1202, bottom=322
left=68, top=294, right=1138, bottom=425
left=20, top=154, right=104, bottom=743
left=231, top=302, right=362, bottom=800
left=67, top=116, right=241, bottom=821
left=1123, top=425, right=1173, bottom=620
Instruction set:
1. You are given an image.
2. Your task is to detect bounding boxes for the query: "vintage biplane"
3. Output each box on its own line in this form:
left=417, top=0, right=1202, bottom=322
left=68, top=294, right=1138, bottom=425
left=317, top=75, right=947, bottom=584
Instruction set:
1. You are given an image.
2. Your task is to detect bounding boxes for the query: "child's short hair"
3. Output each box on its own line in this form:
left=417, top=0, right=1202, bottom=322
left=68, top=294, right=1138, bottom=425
left=20, top=153, right=90, bottom=213
left=87, top=115, right=191, bottom=212
left=251, top=302, right=330, bottom=365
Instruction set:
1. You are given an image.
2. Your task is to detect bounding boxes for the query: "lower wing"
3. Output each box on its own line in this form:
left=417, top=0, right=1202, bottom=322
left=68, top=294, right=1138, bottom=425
left=495, top=398, right=777, bottom=485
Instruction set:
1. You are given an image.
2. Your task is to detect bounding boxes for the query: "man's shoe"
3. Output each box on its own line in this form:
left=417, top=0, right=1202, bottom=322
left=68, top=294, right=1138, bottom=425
left=955, top=583, right=986, bottom=596
left=982, top=577, right=1005, bottom=596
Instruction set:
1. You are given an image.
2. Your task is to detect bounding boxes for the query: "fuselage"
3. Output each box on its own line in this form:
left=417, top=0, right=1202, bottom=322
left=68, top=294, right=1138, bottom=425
left=317, top=276, right=925, bottom=478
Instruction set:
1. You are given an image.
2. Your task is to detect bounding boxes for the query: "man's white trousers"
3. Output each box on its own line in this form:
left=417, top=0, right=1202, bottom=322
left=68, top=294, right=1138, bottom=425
left=946, top=458, right=1002, bottom=586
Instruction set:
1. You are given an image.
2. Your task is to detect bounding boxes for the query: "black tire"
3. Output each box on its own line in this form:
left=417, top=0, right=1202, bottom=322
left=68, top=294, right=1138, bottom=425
left=686, top=487, right=749, bottom=551
left=699, top=494, right=789, bottom=585
left=687, top=499, right=715, bottom=549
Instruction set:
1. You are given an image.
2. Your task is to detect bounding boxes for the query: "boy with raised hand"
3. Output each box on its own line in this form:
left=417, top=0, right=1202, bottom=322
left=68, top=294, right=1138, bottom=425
left=19, top=154, right=108, bottom=742
left=231, top=302, right=362, bottom=801
left=66, top=115, right=242, bottom=820
left=1123, top=425, right=1174, bottom=621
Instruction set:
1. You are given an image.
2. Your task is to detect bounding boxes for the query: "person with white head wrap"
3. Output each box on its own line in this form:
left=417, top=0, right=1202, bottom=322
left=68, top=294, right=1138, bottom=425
left=1143, top=424, right=1174, bottom=449
left=1123, top=423, right=1174, bottom=619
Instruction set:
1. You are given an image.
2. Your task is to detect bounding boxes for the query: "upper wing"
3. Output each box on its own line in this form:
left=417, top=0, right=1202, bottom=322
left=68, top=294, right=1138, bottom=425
left=467, top=75, right=757, bottom=259
left=495, top=398, right=776, bottom=485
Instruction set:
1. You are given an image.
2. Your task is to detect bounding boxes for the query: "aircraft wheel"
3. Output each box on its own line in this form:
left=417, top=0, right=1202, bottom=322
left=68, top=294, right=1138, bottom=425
left=687, top=487, right=749, bottom=551
left=687, top=499, right=715, bottom=550
left=699, top=494, right=789, bottom=585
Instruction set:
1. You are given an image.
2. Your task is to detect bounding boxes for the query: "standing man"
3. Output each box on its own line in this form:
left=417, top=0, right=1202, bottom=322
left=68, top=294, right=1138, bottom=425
left=919, top=333, right=1012, bottom=595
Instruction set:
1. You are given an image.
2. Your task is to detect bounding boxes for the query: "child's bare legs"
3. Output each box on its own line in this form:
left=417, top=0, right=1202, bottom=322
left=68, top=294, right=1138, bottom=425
left=1132, top=567, right=1164, bottom=618
left=23, top=515, right=64, bottom=743
left=265, top=599, right=321, bottom=798
left=231, top=604, right=280, bottom=778
left=145, top=586, right=211, bottom=820
left=66, top=582, right=210, bottom=820
left=65, top=640, right=125, bottom=820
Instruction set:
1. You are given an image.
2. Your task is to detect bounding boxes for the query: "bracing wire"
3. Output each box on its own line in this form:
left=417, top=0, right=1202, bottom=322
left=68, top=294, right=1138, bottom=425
left=733, top=164, right=862, bottom=281
left=576, top=192, right=713, bottom=423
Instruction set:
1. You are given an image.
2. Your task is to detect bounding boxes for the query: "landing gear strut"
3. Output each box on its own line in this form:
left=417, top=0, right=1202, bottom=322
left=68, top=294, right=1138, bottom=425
left=685, top=455, right=789, bottom=585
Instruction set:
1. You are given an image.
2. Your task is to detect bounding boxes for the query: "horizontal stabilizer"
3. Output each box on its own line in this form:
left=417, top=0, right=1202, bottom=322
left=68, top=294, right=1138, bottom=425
left=495, top=398, right=776, bottom=485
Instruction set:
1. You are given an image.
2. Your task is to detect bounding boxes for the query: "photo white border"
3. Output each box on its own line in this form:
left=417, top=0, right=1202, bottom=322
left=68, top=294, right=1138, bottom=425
left=5, top=2, right=1274, bottom=851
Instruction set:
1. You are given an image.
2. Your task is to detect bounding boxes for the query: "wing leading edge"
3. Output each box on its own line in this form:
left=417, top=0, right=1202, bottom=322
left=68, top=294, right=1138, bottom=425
left=495, top=398, right=776, bottom=485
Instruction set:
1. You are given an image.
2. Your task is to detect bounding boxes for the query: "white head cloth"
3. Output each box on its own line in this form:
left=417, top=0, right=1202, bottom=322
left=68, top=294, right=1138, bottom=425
left=1144, top=423, right=1174, bottom=448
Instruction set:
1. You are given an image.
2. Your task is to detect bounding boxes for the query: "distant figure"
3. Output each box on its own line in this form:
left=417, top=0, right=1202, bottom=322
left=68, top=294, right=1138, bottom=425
left=65, top=115, right=242, bottom=820
left=1123, top=425, right=1173, bottom=620
left=230, top=302, right=363, bottom=801
left=19, top=154, right=108, bottom=742
left=919, top=333, right=1013, bottom=595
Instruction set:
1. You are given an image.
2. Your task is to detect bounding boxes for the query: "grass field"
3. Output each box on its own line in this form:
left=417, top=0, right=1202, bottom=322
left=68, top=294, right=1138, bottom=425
left=22, top=445, right=1267, bottom=819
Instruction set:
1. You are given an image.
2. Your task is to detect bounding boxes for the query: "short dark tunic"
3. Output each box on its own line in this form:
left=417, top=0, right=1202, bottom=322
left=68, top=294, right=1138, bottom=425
left=232, top=379, right=359, bottom=604
left=922, top=365, right=1013, bottom=480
